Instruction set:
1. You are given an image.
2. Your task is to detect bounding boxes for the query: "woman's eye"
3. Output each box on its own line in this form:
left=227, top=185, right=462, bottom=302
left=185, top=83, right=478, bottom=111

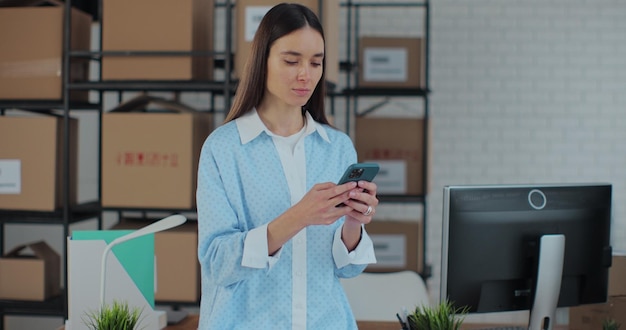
left=311, top=62, right=322, bottom=67
left=285, top=60, right=298, bottom=65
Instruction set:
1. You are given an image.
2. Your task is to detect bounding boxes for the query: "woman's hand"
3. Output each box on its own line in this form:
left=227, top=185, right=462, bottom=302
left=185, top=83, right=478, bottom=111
left=267, top=181, right=357, bottom=255
left=292, top=181, right=359, bottom=227
left=340, top=180, right=379, bottom=251
left=343, top=180, right=378, bottom=224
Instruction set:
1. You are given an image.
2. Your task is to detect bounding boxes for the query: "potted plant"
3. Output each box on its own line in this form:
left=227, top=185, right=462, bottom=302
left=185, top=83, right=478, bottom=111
left=83, top=300, right=144, bottom=330
left=406, top=300, right=470, bottom=330
left=603, top=319, right=622, bottom=330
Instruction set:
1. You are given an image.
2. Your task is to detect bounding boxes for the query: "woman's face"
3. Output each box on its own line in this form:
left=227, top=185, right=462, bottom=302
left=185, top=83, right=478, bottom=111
left=265, top=26, right=324, bottom=110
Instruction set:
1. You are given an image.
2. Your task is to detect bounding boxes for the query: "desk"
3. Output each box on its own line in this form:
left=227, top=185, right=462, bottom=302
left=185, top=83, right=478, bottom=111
left=165, top=314, right=199, bottom=330
left=163, top=316, right=400, bottom=330
left=163, top=315, right=569, bottom=330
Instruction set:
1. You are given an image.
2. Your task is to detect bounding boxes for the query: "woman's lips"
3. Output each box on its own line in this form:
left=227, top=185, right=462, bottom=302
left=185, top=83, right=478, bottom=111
left=293, top=88, right=310, bottom=97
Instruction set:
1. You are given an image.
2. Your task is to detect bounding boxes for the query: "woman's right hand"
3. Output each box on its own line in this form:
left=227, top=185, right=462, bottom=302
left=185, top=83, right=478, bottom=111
left=266, top=181, right=358, bottom=255
left=294, top=181, right=358, bottom=227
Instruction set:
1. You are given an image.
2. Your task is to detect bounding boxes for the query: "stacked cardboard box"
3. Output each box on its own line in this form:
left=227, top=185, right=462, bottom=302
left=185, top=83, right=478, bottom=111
left=358, top=37, right=425, bottom=89
left=0, top=4, right=91, bottom=100
left=364, top=220, right=423, bottom=274
left=0, top=241, right=60, bottom=301
left=569, top=253, right=626, bottom=329
left=101, top=0, right=214, bottom=80
left=0, top=115, right=78, bottom=211
left=355, top=117, right=429, bottom=195
left=101, top=95, right=213, bottom=209
left=234, top=0, right=339, bottom=85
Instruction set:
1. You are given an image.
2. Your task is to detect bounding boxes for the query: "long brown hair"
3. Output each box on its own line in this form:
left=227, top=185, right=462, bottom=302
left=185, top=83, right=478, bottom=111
left=224, top=3, right=329, bottom=125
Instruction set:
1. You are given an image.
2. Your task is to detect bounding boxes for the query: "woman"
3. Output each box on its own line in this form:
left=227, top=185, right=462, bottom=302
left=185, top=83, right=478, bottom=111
left=196, top=3, right=378, bottom=329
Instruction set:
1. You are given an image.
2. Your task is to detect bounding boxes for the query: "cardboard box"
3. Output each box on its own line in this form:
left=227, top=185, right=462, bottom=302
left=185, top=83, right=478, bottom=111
left=569, top=296, right=626, bottom=330
left=355, top=117, right=429, bottom=195
left=358, top=37, right=424, bottom=88
left=114, top=218, right=200, bottom=302
left=0, top=241, right=61, bottom=301
left=364, top=220, right=423, bottom=274
left=609, top=252, right=626, bottom=297
left=0, top=115, right=78, bottom=211
left=0, top=5, right=91, bottom=100
left=101, top=95, right=213, bottom=209
left=234, top=0, right=340, bottom=84
left=102, top=0, right=213, bottom=80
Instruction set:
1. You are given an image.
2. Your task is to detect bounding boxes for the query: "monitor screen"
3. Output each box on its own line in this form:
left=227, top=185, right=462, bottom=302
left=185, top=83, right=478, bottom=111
left=441, top=184, right=612, bottom=327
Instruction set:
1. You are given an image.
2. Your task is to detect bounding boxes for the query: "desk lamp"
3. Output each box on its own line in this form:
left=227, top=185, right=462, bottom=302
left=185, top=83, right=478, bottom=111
left=99, top=214, right=187, bottom=307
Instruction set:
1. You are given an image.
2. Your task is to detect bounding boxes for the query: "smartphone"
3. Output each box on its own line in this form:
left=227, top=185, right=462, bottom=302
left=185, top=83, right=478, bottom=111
left=337, top=162, right=380, bottom=185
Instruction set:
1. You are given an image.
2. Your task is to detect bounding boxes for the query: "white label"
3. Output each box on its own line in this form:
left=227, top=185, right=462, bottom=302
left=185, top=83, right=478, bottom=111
left=369, top=234, right=406, bottom=268
left=369, top=160, right=406, bottom=194
left=245, top=6, right=272, bottom=42
left=0, top=159, right=21, bottom=194
left=363, top=47, right=408, bottom=82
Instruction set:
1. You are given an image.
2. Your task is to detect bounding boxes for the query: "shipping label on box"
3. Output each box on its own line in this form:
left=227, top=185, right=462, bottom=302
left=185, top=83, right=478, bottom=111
left=369, top=234, right=406, bottom=268
left=0, top=159, right=21, bottom=194
left=245, top=6, right=272, bottom=41
left=363, top=47, right=408, bottom=83
left=358, top=37, right=424, bottom=88
left=364, top=220, right=422, bottom=273
left=368, top=160, right=406, bottom=194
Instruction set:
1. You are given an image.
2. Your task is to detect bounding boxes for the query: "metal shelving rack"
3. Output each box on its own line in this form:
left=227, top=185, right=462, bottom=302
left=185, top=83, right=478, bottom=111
left=0, top=0, right=235, bottom=326
left=337, top=0, right=431, bottom=278
left=0, top=0, right=430, bottom=326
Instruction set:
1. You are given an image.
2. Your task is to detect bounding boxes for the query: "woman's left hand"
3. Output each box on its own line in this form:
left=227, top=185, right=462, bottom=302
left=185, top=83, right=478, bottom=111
left=342, top=180, right=379, bottom=225
left=340, top=180, right=378, bottom=251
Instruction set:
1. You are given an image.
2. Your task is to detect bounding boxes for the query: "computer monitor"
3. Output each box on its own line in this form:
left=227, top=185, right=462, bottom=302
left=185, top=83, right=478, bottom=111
left=441, top=183, right=613, bottom=330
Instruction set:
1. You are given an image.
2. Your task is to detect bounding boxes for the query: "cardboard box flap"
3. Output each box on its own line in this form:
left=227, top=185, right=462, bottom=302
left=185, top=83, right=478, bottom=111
left=109, top=94, right=197, bottom=114
left=3, top=241, right=58, bottom=260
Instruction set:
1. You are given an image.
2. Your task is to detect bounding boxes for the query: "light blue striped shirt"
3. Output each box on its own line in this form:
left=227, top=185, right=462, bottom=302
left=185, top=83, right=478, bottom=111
left=196, top=110, right=376, bottom=329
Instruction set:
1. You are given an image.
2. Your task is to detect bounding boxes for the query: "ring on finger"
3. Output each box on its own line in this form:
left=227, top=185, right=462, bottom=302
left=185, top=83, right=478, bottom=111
left=363, top=205, right=373, bottom=216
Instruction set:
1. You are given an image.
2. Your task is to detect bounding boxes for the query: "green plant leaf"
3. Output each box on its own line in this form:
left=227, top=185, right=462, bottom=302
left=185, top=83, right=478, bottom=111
left=82, top=300, right=145, bottom=330
left=407, top=299, right=469, bottom=330
left=603, top=318, right=622, bottom=330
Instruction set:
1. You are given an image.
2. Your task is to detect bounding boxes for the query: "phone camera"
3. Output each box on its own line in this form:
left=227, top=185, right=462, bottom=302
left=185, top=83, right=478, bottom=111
left=348, top=168, right=364, bottom=179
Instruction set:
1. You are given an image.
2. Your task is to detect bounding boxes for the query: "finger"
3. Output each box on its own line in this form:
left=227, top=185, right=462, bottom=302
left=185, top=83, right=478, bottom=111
left=314, top=182, right=338, bottom=190
left=348, top=189, right=378, bottom=207
left=358, top=180, right=377, bottom=195
left=333, top=181, right=358, bottom=196
left=332, top=190, right=354, bottom=208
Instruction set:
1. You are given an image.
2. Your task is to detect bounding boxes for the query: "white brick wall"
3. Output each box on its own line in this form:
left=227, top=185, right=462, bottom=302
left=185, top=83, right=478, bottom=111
left=423, top=0, right=626, bottom=323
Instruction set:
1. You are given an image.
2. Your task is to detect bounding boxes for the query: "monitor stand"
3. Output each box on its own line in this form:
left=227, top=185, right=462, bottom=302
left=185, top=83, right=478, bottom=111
left=528, top=234, right=565, bottom=330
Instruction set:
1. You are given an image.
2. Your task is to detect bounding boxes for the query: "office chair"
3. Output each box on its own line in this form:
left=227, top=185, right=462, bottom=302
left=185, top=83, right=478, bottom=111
left=340, top=270, right=431, bottom=321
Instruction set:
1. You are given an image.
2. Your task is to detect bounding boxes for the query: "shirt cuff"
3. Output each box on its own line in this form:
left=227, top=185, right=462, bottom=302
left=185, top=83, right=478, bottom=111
left=242, top=224, right=281, bottom=269
left=333, top=223, right=377, bottom=268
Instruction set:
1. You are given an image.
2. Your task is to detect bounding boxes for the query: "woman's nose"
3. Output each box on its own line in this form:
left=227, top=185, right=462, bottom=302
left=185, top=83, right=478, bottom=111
left=298, top=64, right=311, bottom=81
